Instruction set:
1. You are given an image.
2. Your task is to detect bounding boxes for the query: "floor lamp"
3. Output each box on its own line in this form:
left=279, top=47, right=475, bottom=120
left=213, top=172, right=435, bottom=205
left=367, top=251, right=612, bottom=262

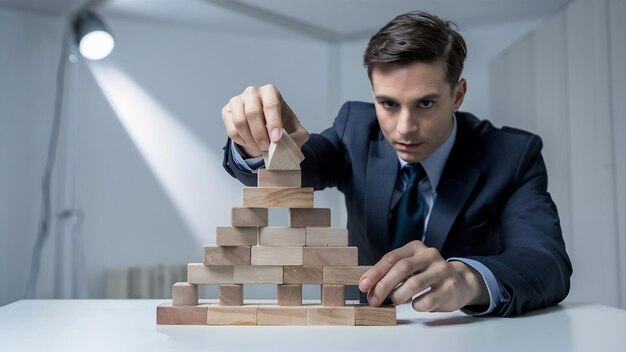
left=25, top=9, right=114, bottom=299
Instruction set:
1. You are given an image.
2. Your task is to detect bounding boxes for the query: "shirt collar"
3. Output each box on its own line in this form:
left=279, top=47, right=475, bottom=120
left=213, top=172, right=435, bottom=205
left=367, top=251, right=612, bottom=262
left=398, top=113, right=457, bottom=191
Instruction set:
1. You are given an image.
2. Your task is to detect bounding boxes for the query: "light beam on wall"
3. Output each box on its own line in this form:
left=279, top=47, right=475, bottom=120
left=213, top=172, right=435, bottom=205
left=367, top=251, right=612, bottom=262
left=88, top=63, right=239, bottom=243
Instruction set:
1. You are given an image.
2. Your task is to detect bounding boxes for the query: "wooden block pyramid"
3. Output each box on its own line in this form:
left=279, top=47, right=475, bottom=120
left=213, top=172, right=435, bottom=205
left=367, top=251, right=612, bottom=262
left=157, top=131, right=396, bottom=326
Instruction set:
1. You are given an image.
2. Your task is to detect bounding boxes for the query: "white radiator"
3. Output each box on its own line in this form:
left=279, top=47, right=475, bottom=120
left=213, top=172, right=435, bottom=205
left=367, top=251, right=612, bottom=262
left=105, top=265, right=186, bottom=299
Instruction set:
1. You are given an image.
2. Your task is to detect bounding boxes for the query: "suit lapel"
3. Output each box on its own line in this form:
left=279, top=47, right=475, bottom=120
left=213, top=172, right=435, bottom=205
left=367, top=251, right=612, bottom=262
left=364, top=136, right=398, bottom=252
left=424, top=116, right=483, bottom=251
left=424, top=166, right=481, bottom=251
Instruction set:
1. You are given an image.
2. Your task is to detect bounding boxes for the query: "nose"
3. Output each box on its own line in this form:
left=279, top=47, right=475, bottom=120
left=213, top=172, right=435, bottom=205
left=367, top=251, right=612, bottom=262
left=395, top=108, right=418, bottom=136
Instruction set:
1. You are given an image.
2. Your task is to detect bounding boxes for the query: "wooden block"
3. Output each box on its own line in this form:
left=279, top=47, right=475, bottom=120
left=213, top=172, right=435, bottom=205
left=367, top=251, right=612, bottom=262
left=323, top=266, right=371, bottom=285
left=302, top=247, right=358, bottom=266
left=263, top=129, right=305, bottom=170
left=231, top=207, right=268, bottom=227
left=355, top=305, right=396, bottom=326
left=219, top=284, right=243, bottom=306
left=289, top=208, right=331, bottom=228
left=172, top=282, right=198, bottom=306
left=157, top=302, right=209, bottom=325
left=258, top=169, right=301, bottom=187
left=321, top=285, right=345, bottom=306
left=277, top=284, right=302, bottom=306
left=307, top=306, right=355, bottom=326
left=206, top=305, right=258, bottom=325
left=242, top=187, right=314, bottom=208
left=215, top=226, right=257, bottom=246
left=258, top=227, right=306, bottom=246
left=257, top=306, right=308, bottom=326
left=234, top=265, right=283, bottom=284
left=283, top=266, right=323, bottom=284
left=251, top=246, right=303, bottom=265
left=203, top=245, right=250, bottom=265
left=187, top=263, right=234, bottom=284
left=305, top=227, right=349, bottom=247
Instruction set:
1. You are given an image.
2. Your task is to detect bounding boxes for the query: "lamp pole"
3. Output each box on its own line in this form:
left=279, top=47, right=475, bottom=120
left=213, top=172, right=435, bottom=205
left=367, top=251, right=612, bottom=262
left=54, top=42, right=88, bottom=299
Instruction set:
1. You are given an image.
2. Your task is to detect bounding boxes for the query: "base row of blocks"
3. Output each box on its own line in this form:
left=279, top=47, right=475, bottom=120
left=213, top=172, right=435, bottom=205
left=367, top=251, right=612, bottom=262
left=157, top=301, right=396, bottom=326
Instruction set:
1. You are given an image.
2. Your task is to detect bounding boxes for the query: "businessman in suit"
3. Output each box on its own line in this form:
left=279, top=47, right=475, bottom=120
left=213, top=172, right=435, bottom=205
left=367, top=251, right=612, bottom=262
left=220, top=11, right=571, bottom=316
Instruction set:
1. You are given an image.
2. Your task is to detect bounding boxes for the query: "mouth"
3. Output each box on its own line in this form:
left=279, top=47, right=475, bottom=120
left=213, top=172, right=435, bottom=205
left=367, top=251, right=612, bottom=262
left=394, top=141, right=422, bottom=151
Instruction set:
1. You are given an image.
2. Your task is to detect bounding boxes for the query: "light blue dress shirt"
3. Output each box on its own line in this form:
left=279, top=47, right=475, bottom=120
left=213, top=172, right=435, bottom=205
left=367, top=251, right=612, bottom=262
left=229, top=113, right=507, bottom=315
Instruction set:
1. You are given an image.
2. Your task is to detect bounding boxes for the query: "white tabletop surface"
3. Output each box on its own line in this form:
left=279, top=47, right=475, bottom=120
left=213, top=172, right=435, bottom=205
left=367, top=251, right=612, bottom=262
left=1, top=299, right=625, bottom=351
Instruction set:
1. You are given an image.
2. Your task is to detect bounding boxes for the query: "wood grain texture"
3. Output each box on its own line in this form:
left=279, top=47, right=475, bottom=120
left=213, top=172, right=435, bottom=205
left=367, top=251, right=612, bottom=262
left=289, top=208, right=331, bottom=228
left=258, top=169, right=301, bottom=187
left=257, top=306, right=308, bottom=326
left=203, top=246, right=250, bottom=265
left=172, top=282, right=198, bottom=306
left=251, top=246, right=303, bottom=266
left=321, top=285, right=345, bottom=307
left=234, top=265, right=284, bottom=284
left=215, top=226, right=257, bottom=246
left=187, top=263, right=234, bottom=284
left=258, top=227, right=306, bottom=247
left=157, top=302, right=209, bottom=325
left=242, top=187, right=314, bottom=208
left=355, top=305, right=396, bottom=326
left=157, top=302, right=395, bottom=326
left=283, top=266, right=323, bottom=284
left=277, top=284, right=302, bottom=306
left=219, top=284, right=243, bottom=306
left=307, top=306, right=355, bottom=326
left=323, top=266, right=371, bottom=285
left=302, top=247, right=358, bottom=266
left=206, top=305, right=258, bottom=325
left=231, top=207, right=268, bottom=227
left=263, top=130, right=305, bottom=170
left=305, top=227, right=348, bottom=247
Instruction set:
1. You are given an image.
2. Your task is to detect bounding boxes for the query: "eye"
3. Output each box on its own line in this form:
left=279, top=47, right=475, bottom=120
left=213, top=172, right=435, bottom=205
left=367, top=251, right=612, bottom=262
left=418, top=100, right=434, bottom=109
left=380, top=100, right=399, bottom=109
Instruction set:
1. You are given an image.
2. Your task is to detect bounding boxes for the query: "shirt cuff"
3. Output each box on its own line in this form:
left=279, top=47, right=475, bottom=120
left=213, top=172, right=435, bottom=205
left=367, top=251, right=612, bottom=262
left=229, top=140, right=265, bottom=173
left=447, top=257, right=508, bottom=316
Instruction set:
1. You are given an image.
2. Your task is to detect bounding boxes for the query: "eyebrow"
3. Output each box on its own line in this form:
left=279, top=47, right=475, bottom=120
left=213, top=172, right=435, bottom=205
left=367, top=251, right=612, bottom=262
left=374, top=93, right=441, bottom=102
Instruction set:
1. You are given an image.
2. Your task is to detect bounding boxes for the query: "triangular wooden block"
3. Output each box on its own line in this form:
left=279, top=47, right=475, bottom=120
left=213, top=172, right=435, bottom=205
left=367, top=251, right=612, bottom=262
left=263, top=129, right=305, bottom=170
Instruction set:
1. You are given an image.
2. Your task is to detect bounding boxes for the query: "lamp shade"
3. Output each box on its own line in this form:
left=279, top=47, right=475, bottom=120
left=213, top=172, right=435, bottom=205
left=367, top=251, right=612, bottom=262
left=72, top=10, right=114, bottom=60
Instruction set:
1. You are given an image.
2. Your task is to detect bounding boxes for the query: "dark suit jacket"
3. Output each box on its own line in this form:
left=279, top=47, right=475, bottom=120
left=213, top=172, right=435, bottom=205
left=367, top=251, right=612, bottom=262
left=223, top=101, right=572, bottom=316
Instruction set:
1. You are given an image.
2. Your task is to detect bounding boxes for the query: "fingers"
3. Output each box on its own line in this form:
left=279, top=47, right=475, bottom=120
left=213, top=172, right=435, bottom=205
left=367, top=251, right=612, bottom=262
left=258, top=84, right=283, bottom=143
left=412, top=277, right=457, bottom=312
left=242, top=88, right=270, bottom=151
left=387, top=266, right=438, bottom=305
left=221, top=104, right=245, bottom=147
left=370, top=246, right=441, bottom=306
left=359, top=241, right=424, bottom=305
left=222, top=84, right=309, bottom=156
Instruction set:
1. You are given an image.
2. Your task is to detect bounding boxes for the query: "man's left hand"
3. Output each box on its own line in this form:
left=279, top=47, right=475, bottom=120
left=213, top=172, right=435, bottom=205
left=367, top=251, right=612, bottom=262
left=358, top=240, right=489, bottom=312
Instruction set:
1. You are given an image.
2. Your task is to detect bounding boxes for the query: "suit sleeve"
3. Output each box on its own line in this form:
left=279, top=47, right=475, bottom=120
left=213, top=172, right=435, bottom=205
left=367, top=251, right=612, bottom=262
left=467, top=135, right=572, bottom=316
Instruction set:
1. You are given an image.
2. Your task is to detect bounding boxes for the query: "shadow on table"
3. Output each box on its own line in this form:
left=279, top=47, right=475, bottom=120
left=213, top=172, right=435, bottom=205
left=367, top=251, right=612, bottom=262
left=399, top=302, right=573, bottom=327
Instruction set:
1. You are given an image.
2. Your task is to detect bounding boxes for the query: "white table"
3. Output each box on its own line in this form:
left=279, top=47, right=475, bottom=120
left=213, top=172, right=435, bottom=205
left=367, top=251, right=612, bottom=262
left=1, top=300, right=625, bottom=351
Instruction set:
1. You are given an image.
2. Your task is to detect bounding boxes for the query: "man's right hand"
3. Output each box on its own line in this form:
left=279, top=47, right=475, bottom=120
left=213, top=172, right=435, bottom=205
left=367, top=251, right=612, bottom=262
left=221, top=84, right=309, bottom=158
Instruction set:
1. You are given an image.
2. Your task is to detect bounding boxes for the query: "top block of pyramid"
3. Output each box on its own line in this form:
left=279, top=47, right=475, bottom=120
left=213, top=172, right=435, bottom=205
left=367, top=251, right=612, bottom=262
left=263, top=129, right=305, bottom=170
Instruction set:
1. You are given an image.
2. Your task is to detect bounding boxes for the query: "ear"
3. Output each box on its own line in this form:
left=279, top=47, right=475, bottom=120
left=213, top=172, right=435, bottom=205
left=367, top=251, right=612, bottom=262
left=452, top=78, right=467, bottom=112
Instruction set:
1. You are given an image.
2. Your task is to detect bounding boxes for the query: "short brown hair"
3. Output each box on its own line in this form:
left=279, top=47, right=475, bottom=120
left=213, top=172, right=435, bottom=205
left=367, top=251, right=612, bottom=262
left=363, top=11, right=467, bottom=88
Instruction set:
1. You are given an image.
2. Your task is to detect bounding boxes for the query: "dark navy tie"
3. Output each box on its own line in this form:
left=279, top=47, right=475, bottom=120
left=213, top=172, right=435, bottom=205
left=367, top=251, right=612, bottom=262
left=390, top=163, right=427, bottom=249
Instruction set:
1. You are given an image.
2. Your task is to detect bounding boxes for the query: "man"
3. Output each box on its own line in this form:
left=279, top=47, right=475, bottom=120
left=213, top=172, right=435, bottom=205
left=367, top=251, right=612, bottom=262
left=221, top=11, right=571, bottom=316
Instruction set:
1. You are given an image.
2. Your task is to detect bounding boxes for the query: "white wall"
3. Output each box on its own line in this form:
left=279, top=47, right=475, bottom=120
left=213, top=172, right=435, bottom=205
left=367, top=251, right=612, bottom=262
left=338, top=19, right=543, bottom=122
left=490, top=0, right=625, bottom=308
left=0, top=8, right=346, bottom=302
left=73, top=17, right=346, bottom=298
left=3, top=3, right=604, bottom=306
left=0, top=8, right=63, bottom=306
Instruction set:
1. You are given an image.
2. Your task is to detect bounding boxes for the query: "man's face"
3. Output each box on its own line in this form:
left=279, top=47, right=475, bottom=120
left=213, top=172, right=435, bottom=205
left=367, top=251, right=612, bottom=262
left=371, top=60, right=466, bottom=163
